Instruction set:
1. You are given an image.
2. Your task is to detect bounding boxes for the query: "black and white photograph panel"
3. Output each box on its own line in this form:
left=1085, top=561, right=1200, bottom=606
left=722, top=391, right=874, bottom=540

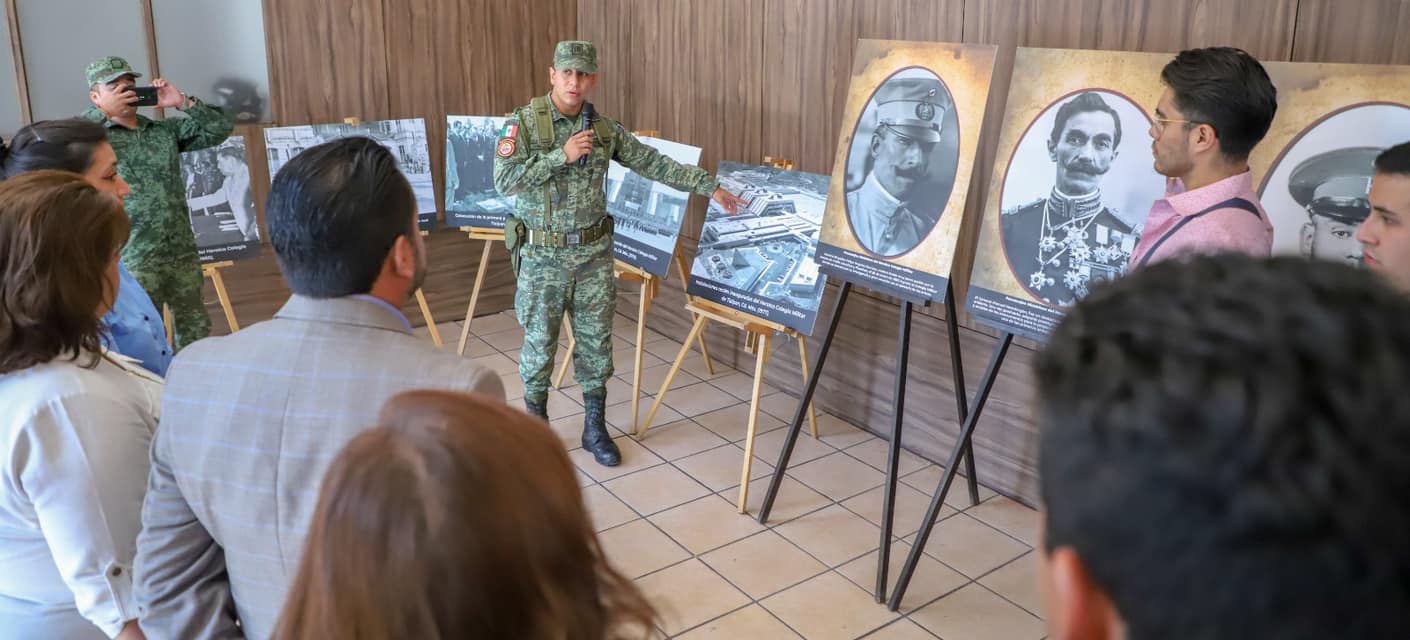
left=687, top=162, right=830, bottom=336
left=264, top=118, right=438, bottom=230
left=1258, top=103, right=1410, bottom=267
left=842, top=66, right=960, bottom=258
left=606, top=136, right=701, bottom=276
left=998, top=89, right=1162, bottom=306
left=445, top=115, right=516, bottom=229
left=181, top=136, right=259, bottom=263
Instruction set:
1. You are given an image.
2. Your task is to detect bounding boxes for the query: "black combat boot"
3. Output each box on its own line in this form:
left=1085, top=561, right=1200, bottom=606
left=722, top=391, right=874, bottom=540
left=524, top=393, right=549, bottom=421
left=581, top=389, right=620, bottom=467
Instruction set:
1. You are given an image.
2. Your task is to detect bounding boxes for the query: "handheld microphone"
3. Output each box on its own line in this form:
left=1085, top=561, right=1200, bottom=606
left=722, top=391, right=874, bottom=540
left=576, top=102, right=595, bottom=168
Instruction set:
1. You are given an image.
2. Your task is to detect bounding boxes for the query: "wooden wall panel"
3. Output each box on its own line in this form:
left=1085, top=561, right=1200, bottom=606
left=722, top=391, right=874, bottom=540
left=264, top=0, right=391, bottom=123
left=1290, top=0, right=1410, bottom=64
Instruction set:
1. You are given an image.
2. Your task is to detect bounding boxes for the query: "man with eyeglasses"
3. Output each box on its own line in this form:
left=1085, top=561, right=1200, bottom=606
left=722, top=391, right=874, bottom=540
left=1129, top=47, right=1278, bottom=268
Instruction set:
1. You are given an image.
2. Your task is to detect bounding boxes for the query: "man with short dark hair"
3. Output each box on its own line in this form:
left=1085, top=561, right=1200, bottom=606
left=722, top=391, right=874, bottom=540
left=134, top=138, right=504, bottom=639
left=1360, top=141, right=1410, bottom=292
left=1290, top=146, right=1377, bottom=267
left=1003, top=91, right=1138, bottom=304
left=1129, top=47, right=1278, bottom=267
left=1036, top=253, right=1410, bottom=640
left=845, top=77, right=945, bottom=257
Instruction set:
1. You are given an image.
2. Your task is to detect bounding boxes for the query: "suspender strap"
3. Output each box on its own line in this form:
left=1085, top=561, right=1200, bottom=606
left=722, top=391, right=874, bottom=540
left=1137, top=197, right=1261, bottom=268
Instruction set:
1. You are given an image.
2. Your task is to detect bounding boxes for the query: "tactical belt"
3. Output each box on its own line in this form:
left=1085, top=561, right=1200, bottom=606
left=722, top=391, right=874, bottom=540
left=525, top=216, right=613, bottom=248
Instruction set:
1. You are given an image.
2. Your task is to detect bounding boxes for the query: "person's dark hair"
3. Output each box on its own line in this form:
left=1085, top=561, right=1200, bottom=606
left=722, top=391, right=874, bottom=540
left=1374, top=140, right=1410, bottom=176
left=1160, top=47, right=1278, bottom=162
left=1037, top=254, right=1410, bottom=639
left=0, top=171, right=129, bottom=374
left=1048, top=91, right=1123, bottom=149
left=274, top=390, right=657, bottom=640
left=266, top=136, right=414, bottom=297
left=0, top=119, right=109, bottom=179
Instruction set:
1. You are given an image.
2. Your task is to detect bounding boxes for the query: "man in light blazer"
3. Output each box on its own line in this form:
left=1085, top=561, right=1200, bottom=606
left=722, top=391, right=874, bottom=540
left=133, top=137, right=504, bottom=639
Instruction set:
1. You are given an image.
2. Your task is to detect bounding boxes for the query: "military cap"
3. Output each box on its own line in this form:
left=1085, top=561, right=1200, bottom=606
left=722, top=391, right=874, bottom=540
left=873, top=77, right=947, bottom=143
left=1289, top=146, right=1379, bottom=224
left=86, top=56, right=142, bottom=87
left=554, top=41, right=598, bottom=73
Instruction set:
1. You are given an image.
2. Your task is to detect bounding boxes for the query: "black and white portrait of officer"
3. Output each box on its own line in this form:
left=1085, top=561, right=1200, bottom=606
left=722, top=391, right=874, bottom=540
left=999, top=90, right=1162, bottom=306
left=843, top=67, right=960, bottom=258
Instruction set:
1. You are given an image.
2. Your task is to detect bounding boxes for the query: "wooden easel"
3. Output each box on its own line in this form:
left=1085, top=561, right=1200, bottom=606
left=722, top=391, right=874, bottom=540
left=635, top=155, right=820, bottom=514
left=203, top=260, right=240, bottom=332
left=455, top=226, right=503, bottom=354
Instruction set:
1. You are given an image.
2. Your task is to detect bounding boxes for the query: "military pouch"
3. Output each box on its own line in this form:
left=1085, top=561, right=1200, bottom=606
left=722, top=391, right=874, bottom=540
left=504, top=216, right=528, bottom=275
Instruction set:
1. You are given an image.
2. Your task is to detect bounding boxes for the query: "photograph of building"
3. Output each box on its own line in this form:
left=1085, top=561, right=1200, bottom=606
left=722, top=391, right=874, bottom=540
left=606, top=136, right=700, bottom=275
left=264, top=118, right=437, bottom=229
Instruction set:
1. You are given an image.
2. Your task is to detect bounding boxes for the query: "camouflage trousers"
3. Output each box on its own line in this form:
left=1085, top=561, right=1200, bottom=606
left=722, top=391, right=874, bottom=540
left=515, top=236, right=616, bottom=400
left=130, top=257, right=210, bottom=351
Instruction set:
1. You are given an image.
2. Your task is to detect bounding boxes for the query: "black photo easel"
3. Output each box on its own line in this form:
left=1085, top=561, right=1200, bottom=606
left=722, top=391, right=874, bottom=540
left=755, top=279, right=981, bottom=604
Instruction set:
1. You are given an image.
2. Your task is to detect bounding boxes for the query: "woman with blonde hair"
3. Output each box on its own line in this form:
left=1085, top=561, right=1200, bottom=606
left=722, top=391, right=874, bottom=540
left=275, top=391, right=657, bottom=640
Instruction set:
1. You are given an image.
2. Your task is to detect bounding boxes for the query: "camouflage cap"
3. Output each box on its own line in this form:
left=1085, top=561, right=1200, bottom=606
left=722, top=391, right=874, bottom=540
left=85, top=56, right=142, bottom=86
left=554, top=41, right=598, bottom=73
left=1289, top=146, right=1379, bottom=224
left=874, top=77, right=948, bottom=143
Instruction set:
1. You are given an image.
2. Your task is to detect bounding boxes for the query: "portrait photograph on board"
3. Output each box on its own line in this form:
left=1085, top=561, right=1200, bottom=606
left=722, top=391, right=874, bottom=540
left=265, top=118, right=438, bottom=230
left=445, top=115, right=516, bottom=230
left=606, top=136, right=701, bottom=276
left=816, top=39, right=997, bottom=304
left=181, top=136, right=259, bottom=264
left=687, top=161, right=829, bottom=336
left=1250, top=59, right=1410, bottom=269
left=968, top=48, right=1170, bottom=341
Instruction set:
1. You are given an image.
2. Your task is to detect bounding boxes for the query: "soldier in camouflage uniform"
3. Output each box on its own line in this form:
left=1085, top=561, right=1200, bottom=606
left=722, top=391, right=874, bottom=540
left=494, top=41, right=745, bottom=466
left=81, top=56, right=234, bottom=349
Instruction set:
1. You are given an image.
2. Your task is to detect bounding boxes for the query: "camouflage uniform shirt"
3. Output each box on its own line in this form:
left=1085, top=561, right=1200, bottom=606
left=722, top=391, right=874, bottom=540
left=81, top=100, right=234, bottom=267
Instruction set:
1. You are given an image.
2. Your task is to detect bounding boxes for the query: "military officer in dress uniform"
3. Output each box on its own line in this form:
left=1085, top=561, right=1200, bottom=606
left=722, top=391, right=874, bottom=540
left=1002, top=91, right=1137, bottom=306
left=845, top=77, right=947, bottom=257
left=1291, top=146, right=1378, bottom=267
left=494, top=41, right=745, bottom=467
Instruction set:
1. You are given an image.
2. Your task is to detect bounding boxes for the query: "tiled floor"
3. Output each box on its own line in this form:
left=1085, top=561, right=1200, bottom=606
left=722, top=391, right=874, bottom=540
left=424, top=311, right=1047, bottom=640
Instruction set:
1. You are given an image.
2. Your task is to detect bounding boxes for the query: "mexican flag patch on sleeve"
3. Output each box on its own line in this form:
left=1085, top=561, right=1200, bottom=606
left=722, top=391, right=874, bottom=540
left=501, top=123, right=519, bottom=138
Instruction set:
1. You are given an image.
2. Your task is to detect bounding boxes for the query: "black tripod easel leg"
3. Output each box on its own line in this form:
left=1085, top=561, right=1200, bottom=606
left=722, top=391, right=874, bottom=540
left=874, top=300, right=913, bottom=602
left=758, top=281, right=852, bottom=524
left=944, top=289, right=981, bottom=507
left=887, top=332, right=1014, bottom=611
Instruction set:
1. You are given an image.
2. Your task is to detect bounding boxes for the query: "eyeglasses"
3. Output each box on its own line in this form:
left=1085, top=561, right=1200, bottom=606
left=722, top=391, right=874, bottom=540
left=1152, top=117, right=1204, bottom=134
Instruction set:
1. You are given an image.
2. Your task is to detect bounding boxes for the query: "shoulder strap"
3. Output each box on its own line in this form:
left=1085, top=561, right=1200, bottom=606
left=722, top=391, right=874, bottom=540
left=592, top=117, right=616, bottom=158
left=1136, top=197, right=1261, bottom=268
left=528, top=96, right=555, bottom=151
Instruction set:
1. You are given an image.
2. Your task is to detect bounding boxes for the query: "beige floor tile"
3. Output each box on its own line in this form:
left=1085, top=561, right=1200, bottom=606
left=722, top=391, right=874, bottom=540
left=650, top=493, right=768, bottom=555
left=664, top=382, right=744, bottom=417
left=901, top=465, right=997, bottom=510
left=735, top=475, right=832, bottom=524
left=632, top=362, right=705, bottom=394
left=476, top=352, right=521, bottom=376
left=860, top=619, right=942, bottom=639
left=694, top=403, right=786, bottom=443
left=701, top=530, right=827, bottom=599
left=838, top=539, right=968, bottom=613
left=643, top=337, right=689, bottom=363
left=709, top=371, right=780, bottom=401
left=910, top=513, right=1027, bottom=579
left=680, top=347, right=737, bottom=380
left=582, top=484, right=638, bottom=532
left=749, top=427, right=836, bottom=468
left=788, top=452, right=886, bottom=502
left=673, top=604, right=802, bottom=640
left=459, top=336, right=497, bottom=358
left=560, top=376, right=637, bottom=407
left=967, top=496, right=1041, bottom=547
left=841, top=483, right=957, bottom=539
left=911, top=583, right=1045, bottom=640
left=613, top=347, right=666, bottom=375
left=499, top=372, right=525, bottom=402
left=759, top=391, right=811, bottom=422
left=604, top=464, right=710, bottom=516
left=760, top=571, right=900, bottom=640
left=674, top=444, right=774, bottom=493
left=481, top=327, right=527, bottom=351
left=977, top=552, right=1042, bottom=617
left=576, top=467, right=594, bottom=488
left=597, top=519, right=690, bottom=580
left=814, top=413, right=877, bottom=449
left=570, top=436, right=665, bottom=483
left=468, top=311, right=521, bottom=336
left=636, top=419, right=729, bottom=461
left=774, top=504, right=880, bottom=567
left=844, top=439, right=932, bottom=477
left=634, top=558, right=751, bottom=637
left=547, top=389, right=584, bottom=419
left=609, top=399, right=685, bottom=433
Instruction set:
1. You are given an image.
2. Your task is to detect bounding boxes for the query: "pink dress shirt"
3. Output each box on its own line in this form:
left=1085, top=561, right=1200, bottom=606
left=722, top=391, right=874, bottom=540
left=1128, top=171, right=1273, bottom=268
